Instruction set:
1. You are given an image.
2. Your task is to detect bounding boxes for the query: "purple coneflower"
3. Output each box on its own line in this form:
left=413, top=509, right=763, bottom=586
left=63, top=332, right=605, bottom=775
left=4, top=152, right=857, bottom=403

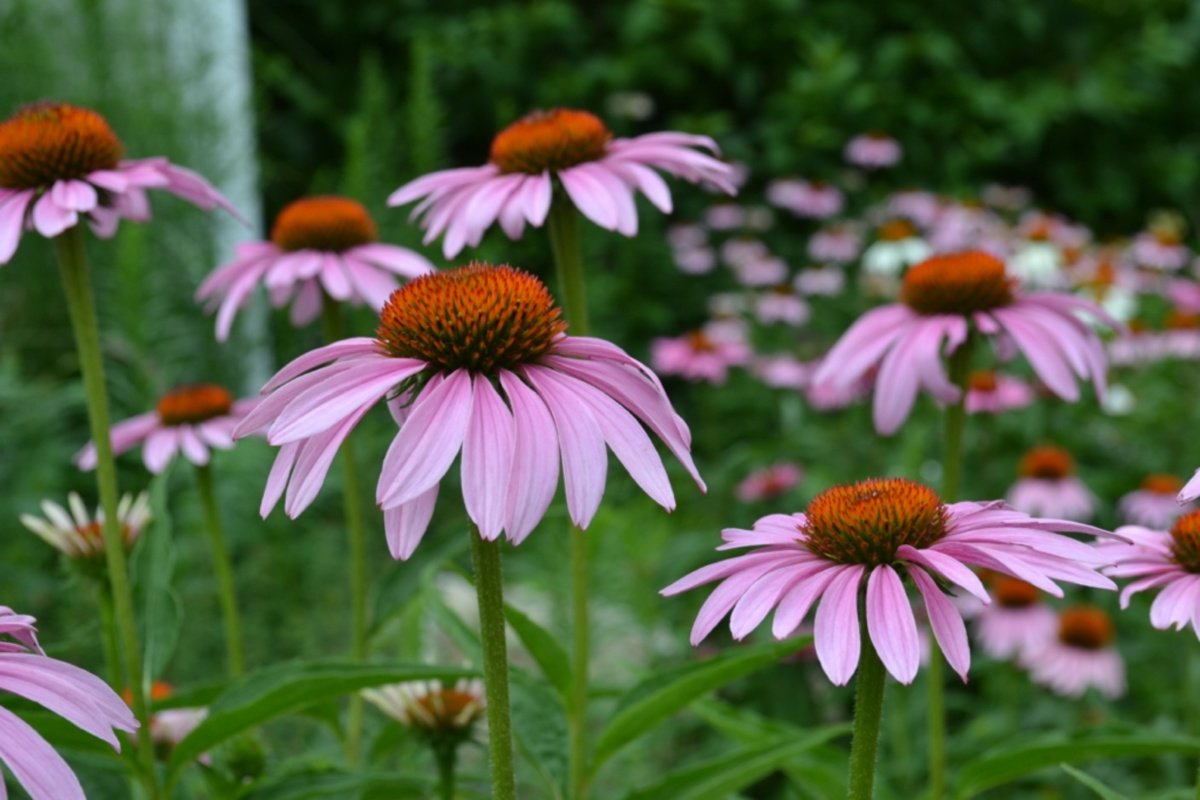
left=388, top=109, right=735, bottom=257
left=196, top=196, right=434, bottom=341
left=0, top=607, right=139, bottom=800
left=1118, top=474, right=1193, bottom=528
left=1006, top=446, right=1095, bottom=522
left=766, top=178, right=844, bottom=219
left=1020, top=606, right=1125, bottom=699
left=844, top=132, right=902, bottom=169
left=735, top=463, right=804, bottom=503
left=0, top=102, right=240, bottom=263
left=20, top=491, right=150, bottom=560
left=973, top=575, right=1057, bottom=660
left=1106, top=510, right=1200, bottom=637
left=234, top=263, right=703, bottom=559
left=964, top=369, right=1035, bottom=415
left=75, top=384, right=257, bottom=474
left=650, top=324, right=751, bottom=385
left=663, top=477, right=1115, bottom=685
left=807, top=225, right=861, bottom=264
left=812, top=251, right=1116, bottom=435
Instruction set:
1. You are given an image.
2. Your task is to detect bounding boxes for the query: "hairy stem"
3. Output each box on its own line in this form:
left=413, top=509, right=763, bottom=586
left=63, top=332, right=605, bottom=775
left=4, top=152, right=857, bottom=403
left=471, top=530, right=517, bottom=800
left=847, top=630, right=888, bottom=800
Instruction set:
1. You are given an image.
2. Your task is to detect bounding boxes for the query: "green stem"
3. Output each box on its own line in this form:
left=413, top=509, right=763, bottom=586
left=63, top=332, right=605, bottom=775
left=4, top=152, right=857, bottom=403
left=54, top=226, right=161, bottom=798
left=928, top=340, right=974, bottom=800
left=96, top=581, right=123, bottom=689
left=847, top=630, right=888, bottom=800
left=195, top=464, right=245, bottom=677
left=547, top=199, right=591, bottom=799
left=320, top=295, right=370, bottom=767
left=470, top=530, right=517, bottom=800
left=434, top=743, right=457, bottom=800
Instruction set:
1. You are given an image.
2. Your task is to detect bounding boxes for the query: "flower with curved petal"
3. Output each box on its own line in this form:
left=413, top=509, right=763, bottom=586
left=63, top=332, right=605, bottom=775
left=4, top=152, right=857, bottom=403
left=75, top=384, right=257, bottom=474
left=20, top=491, right=149, bottom=560
left=388, top=108, right=735, bottom=258
left=0, top=101, right=241, bottom=264
left=234, top=263, right=703, bottom=559
left=1105, top=510, right=1200, bottom=640
left=196, top=195, right=434, bottom=341
left=663, top=478, right=1117, bottom=686
left=0, top=607, right=138, bottom=800
left=812, top=251, right=1119, bottom=435
left=1020, top=605, right=1125, bottom=699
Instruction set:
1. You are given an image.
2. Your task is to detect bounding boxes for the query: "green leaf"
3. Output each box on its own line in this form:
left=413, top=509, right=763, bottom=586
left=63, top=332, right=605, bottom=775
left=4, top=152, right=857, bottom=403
left=1060, top=764, right=1129, bottom=800
left=371, top=529, right=466, bottom=635
left=625, top=725, right=850, bottom=800
left=954, top=732, right=1200, bottom=799
left=505, top=602, right=572, bottom=701
left=165, top=660, right=476, bottom=787
left=236, top=768, right=430, bottom=800
left=511, top=674, right=568, bottom=800
left=593, top=636, right=811, bottom=770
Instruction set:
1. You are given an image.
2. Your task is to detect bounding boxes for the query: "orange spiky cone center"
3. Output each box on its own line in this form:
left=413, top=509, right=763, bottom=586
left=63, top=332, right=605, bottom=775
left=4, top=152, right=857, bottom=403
left=412, top=688, right=484, bottom=731
left=0, top=102, right=124, bottom=189
left=1170, top=510, right=1200, bottom=573
left=156, top=384, right=234, bottom=426
left=489, top=109, right=612, bottom=175
left=1057, top=606, right=1114, bottom=650
left=270, top=196, right=377, bottom=253
left=802, top=478, right=948, bottom=566
left=993, top=576, right=1040, bottom=608
left=1018, top=446, right=1074, bottom=480
left=1142, top=474, right=1184, bottom=495
left=685, top=330, right=717, bottom=352
left=1165, top=310, right=1200, bottom=330
left=877, top=219, right=917, bottom=242
left=968, top=369, right=998, bottom=393
left=901, top=251, right=1015, bottom=316
left=376, top=263, right=566, bottom=373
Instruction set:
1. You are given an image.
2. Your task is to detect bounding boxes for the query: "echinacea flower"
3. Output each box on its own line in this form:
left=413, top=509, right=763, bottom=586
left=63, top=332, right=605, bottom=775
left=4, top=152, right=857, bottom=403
left=234, top=263, right=704, bottom=559
left=650, top=324, right=751, bottom=385
left=0, top=101, right=241, bottom=264
left=75, top=384, right=257, bottom=474
left=388, top=109, right=736, bottom=257
left=1106, top=510, right=1200, bottom=638
left=812, top=251, right=1117, bottom=435
left=860, top=220, right=930, bottom=279
left=807, top=225, right=861, bottom=264
left=363, top=679, right=486, bottom=735
left=973, top=576, right=1057, bottom=660
left=766, top=179, right=844, bottom=219
left=0, top=607, right=139, bottom=800
left=196, top=195, right=434, bottom=341
left=963, top=369, right=1035, bottom=415
left=1117, top=474, right=1193, bottom=528
left=843, top=133, right=902, bottom=169
left=662, top=477, right=1116, bottom=685
left=1129, top=229, right=1189, bottom=271
left=735, top=463, right=803, bottom=502
left=1020, top=605, right=1125, bottom=699
left=20, top=491, right=150, bottom=560
left=1006, top=446, right=1095, bottom=522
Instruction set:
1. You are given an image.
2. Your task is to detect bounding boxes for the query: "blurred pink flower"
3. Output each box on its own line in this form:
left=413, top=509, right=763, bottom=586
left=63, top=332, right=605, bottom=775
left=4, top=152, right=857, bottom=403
left=732, top=255, right=788, bottom=288
left=754, top=287, right=810, bottom=326
left=664, top=478, right=1115, bottom=685
left=886, top=190, right=940, bottom=227
left=766, top=178, right=843, bottom=219
left=0, top=102, right=241, bottom=264
left=671, top=246, right=717, bottom=275
left=0, top=607, right=138, bottom=800
left=1118, top=475, right=1193, bottom=528
left=76, top=384, right=257, bottom=474
left=735, top=463, right=803, bottom=502
left=752, top=354, right=811, bottom=389
left=235, top=264, right=703, bottom=559
left=973, top=576, right=1057, bottom=660
left=388, top=109, right=735, bottom=257
left=1182, top=469, right=1200, bottom=504
left=197, top=196, right=433, bottom=341
left=794, top=265, right=846, bottom=297
left=1106, top=511, right=1200, bottom=639
left=1130, top=231, right=1189, bottom=271
left=650, top=323, right=751, bottom=385
left=1020, top=606, right=1125, bottom=699
left=807, top=225, right=861, bottom=263
left=703, top=203, right=745, bottom=230
left=964, top=369, right=1035, bottom=414
left=812, top=251, right=1116, bottom=435
left=844, top=133, right=902, bottom=169
left=1006, top=446, right=1095, bottom=522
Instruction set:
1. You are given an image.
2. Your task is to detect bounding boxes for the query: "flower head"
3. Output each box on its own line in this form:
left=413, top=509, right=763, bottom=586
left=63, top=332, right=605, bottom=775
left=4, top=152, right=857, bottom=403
left=388, top=108, right=735, bottom=257
left=235, top=262, right=703, bottom=559
left=964, top=369, right=1035, bottom=414
left=196, top=196, right=434, bottom=341
left=736, top=463, right=804, bottom=503
left=0, top=101, right=241, bottom=263
left=1106, top=510, right=1200, bottom=638
left=0, top=607, right=139, bottom=800
left=75, top=384, right=257, bottom=474
left=844, top=132, right=902, bottom=169
left=813, top=251, right=1118, bottom=435
left=20, top=491, right=149, bottom=561
left=1020, top=605, right=1125, bottom=699
left=1118, top=474, right=1194, bottom=528
left=663, top=477, right=1116, bottom=685
left=1006, top=446, right=1095, bottom=521
left=363, top=679, right=486, bottom=736
left=973, top=576, right=1057, bottom=659
left=650, top=325, right=751, bottom=385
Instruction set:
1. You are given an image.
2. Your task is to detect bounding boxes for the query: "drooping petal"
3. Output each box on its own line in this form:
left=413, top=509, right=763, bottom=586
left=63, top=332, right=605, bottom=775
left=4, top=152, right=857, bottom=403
left=814, top=565, right=865, bottom=686
left=727, top=558, right=820, bottom=639
left=865, top=565, right=920, bottom=684
left=461, top=377, right=515, bottom=541
left=284, top=403, right=374, bottom=517
left=908, top=565, right=970, bottom=680
left=0, top=189, right=35, bottom=264
left=31, top=192, right=77, bottom=237
left=769, top=561, right=842, bottom=638
left=142, top=429, right=181, bottom=474
left=499, top=371, right=559, bottom=544
left=0, top=706, right=86, bottom=800
left=385, top=485, right=440, bottom=560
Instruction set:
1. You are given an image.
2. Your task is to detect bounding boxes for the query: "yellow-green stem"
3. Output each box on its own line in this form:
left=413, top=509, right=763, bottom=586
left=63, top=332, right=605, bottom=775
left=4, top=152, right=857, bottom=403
left=54, top=225, right=162, bottom=798
left=195, top=463, right=245, bottom=677
left=320, top=295, right=369, bottom=766
left=847, top=631, right=888, bottom=800
left=547, top=199, right=591, bottom=799
left=470, top=529, right=517, bottom=800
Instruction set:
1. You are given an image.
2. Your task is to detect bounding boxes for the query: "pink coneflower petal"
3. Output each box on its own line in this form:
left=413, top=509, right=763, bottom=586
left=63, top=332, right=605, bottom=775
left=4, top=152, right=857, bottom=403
left=384, top=485, right=440, bottom=560
left=462, top=377, right=516, bottom=541
left=815, top=566, right=865, bottom=686
left=866, top=565, right=921, bottom=683
left=0, top=707, right=87, bottom=799
left=909, top=566, right=970, bottom=678
left=896, top=545, right=989, bottom=601
left=378, top=370, right=474, bottom=508
left=268, top=358, right=424, bottom=443
left=770, top=562, right=842, bottom=639
left=499, top=371, right=560, bottom=545
left=285, top=404, right=374, bottom=517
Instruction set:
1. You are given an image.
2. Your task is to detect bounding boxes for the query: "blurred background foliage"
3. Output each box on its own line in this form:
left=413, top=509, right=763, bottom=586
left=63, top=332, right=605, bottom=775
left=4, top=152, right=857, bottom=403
left=3, top=0, right=1200, bottom=796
